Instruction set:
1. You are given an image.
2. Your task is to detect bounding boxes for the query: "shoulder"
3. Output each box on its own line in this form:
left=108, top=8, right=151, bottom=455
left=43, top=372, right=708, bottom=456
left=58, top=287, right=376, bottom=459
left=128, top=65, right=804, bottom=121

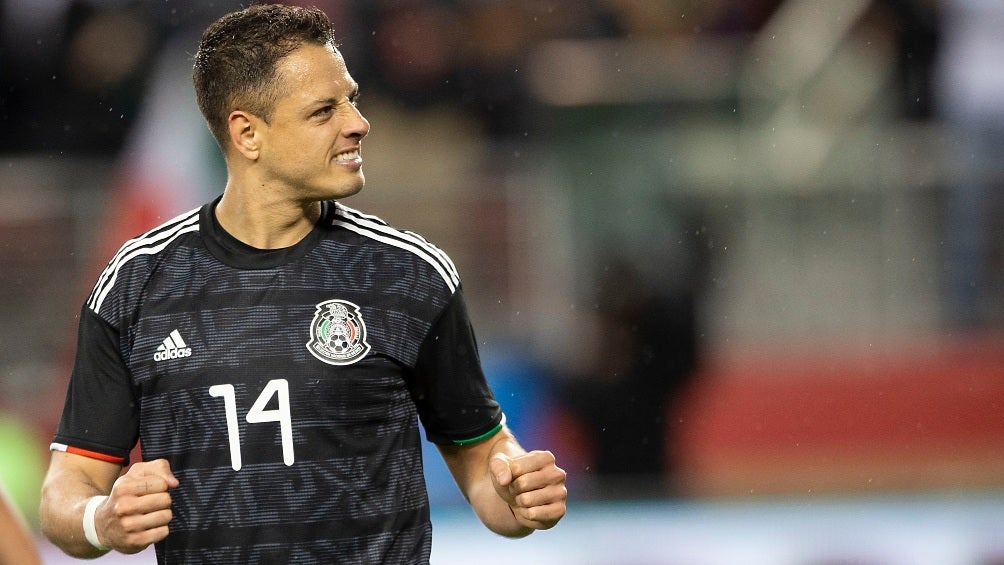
left=327, top=201, right=461, bottom=294
left=86, top=205, right=203, bottom=315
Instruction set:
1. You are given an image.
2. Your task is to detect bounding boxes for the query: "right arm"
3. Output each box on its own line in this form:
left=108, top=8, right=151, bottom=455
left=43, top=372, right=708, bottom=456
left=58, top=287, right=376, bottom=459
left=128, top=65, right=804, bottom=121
left=39, top=452, right=178, bottom=557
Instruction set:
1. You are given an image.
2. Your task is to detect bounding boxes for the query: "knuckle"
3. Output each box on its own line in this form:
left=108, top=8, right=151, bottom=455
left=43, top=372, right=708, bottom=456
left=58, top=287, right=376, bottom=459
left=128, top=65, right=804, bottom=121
left=120, top=515, right=144, bottom=534
left=520, top=505, right=541, bottom=522
left=548, top=466, right=567, bottom=482
left=109, top=499, right=128, bottom=518
left=508, top=475, right=525, bottom=492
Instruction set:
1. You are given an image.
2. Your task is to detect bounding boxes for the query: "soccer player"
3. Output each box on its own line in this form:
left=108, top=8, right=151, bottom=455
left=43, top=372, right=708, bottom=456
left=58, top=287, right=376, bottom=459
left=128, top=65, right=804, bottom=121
left=38, top=4, right=566, bottom=563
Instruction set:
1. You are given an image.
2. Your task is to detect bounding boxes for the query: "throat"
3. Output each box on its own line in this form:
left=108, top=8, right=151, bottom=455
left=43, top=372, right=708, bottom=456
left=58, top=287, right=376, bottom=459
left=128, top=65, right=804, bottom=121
left=215, top=197, right=322, bottom=250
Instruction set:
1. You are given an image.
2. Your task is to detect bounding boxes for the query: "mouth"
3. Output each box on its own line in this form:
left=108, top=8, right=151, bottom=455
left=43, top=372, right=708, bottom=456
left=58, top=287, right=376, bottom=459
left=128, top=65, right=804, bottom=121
left=334, top=149, right=361, bottom=163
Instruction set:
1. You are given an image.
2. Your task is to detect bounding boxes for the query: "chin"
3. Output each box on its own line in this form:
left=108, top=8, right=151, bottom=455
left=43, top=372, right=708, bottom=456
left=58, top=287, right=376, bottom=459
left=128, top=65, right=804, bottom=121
left=340, top=179, right=365, bottom=199
left=320, top=176, right=365, bottom=201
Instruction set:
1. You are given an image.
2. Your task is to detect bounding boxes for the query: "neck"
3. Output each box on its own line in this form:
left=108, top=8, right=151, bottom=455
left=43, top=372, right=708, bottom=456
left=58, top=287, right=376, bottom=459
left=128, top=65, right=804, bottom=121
left=215, top=184, right=323, bottom=250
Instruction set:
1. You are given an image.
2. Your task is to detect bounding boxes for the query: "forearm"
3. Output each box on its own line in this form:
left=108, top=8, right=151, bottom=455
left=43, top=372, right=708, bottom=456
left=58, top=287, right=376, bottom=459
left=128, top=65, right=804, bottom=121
left=41, top=498, right=105, bottom=558
left=39, top=454, right=115, bottom=558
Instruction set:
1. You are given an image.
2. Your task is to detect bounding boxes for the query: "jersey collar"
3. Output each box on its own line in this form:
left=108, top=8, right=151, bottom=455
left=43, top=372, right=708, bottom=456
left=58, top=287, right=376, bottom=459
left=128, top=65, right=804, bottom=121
left=201, top=195, right=332, bottom=269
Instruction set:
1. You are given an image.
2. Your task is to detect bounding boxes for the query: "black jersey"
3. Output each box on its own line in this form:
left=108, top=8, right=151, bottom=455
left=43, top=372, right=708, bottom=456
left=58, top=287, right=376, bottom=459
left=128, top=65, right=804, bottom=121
left=51, top=197, right=503, bottom=564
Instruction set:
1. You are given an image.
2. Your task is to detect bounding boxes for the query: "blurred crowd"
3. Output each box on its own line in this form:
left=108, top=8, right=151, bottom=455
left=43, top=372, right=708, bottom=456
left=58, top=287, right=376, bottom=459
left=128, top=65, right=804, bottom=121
left=0, top=0, right=786, bottom=156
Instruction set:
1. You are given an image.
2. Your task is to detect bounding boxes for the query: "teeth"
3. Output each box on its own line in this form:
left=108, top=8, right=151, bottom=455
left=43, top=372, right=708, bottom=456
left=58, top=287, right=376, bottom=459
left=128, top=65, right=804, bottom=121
left=335, top=150, right=359, bottom=161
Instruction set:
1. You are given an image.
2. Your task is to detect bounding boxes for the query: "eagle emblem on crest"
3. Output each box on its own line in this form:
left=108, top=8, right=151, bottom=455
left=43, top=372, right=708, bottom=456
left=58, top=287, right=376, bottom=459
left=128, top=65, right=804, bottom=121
left=306, top=299, right=371, bottom=366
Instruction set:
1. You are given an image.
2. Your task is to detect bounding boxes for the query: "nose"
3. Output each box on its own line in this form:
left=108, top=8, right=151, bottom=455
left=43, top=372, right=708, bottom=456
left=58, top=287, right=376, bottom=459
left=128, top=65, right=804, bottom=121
left=346, top=103, right=370, bottom=140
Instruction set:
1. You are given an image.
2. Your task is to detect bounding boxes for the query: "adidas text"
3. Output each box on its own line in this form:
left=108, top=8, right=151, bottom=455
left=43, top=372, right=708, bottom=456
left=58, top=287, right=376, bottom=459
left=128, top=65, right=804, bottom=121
left=154, top=347, right=192, bottom=361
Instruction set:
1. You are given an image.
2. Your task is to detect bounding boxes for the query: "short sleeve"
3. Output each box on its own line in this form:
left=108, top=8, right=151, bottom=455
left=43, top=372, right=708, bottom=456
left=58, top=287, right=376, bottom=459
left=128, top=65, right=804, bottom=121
left=410, top=287, right=503, bottom=445
left=50, top=306, right=139, bottom=465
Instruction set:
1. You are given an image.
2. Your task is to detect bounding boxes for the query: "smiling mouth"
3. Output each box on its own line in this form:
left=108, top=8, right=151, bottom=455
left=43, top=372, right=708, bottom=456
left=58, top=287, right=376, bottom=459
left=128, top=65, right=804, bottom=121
left=334, top=149, right=360, bottom=162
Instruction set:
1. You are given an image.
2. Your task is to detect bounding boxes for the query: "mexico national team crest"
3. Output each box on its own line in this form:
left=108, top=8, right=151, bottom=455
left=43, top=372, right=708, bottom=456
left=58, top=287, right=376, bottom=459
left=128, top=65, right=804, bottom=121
left=306, top=299, right=371, bottom=366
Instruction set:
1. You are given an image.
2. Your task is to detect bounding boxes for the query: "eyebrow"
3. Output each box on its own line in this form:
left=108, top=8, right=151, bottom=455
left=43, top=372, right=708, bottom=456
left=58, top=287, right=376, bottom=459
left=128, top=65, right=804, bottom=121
left=310, top=85, right=360, bottom=108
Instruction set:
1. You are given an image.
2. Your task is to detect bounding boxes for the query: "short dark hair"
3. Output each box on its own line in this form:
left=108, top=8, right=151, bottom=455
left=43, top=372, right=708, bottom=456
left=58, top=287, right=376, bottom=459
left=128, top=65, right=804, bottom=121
left=193, top=3, right=338, bottom=150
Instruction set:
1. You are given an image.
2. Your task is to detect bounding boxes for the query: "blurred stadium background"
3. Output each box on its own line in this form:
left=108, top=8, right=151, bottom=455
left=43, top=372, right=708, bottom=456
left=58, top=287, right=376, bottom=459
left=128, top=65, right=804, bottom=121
left=2, top=0, right=1003, bottom=563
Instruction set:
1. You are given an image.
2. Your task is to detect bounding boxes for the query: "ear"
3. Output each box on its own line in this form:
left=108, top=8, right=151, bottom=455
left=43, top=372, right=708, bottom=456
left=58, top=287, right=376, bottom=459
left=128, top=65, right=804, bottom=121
left=226, top=110, right=261, bottom=160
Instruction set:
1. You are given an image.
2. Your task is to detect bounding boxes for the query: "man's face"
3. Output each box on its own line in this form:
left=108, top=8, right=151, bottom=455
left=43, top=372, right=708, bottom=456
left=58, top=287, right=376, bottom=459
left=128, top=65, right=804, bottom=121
left=254, top=43, right=370, bottom=201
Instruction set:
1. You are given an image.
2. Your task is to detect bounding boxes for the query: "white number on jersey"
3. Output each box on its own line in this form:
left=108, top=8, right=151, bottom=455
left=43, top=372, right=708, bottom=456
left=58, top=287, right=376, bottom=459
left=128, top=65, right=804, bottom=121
left=209, top=379, right=295, bottom=471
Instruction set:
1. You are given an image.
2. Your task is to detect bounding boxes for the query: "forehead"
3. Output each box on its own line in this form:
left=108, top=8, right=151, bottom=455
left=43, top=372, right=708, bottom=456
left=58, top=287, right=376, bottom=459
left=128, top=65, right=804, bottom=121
left=275, top=43, right=354, bottom=101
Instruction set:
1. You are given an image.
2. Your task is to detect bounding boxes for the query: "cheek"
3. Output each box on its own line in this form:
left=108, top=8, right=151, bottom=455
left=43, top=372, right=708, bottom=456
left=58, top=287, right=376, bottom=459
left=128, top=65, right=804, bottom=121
left=296, top=128, right=336, bottom=154
left=278, top=135, right=323, bottom=163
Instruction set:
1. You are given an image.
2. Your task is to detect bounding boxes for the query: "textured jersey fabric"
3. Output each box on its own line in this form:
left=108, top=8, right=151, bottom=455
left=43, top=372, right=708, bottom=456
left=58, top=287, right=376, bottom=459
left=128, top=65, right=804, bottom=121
left=52, top=197, right=503, bottom=564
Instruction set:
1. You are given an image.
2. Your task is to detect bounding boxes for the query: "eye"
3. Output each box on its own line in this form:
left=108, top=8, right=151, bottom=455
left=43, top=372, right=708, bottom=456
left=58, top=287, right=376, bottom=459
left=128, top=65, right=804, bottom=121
left=312, top=105, right=333, bottom=118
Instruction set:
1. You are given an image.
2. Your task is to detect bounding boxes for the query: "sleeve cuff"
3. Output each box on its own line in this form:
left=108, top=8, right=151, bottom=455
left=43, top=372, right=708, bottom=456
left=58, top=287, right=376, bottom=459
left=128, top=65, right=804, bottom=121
left=49, top=442, right=128, bottom=465
left=450, top=413, right=506, bottom=446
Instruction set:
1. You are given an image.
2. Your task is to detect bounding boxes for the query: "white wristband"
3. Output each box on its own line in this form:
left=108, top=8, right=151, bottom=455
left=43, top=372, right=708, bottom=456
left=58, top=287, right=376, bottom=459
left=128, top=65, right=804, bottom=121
left=83, top=495, right=110, bottom=551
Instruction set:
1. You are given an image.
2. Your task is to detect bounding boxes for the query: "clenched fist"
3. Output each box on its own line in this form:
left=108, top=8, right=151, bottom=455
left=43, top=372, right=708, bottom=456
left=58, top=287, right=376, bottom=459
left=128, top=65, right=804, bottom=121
left=92, top=458, right=179, bottom=554
left=489, top=450, right=567, bottom=530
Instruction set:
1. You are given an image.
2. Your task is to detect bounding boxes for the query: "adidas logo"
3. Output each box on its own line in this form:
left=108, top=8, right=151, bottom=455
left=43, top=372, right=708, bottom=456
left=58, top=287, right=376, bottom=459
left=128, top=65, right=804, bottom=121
left=154, top=329, right=193, bottom=361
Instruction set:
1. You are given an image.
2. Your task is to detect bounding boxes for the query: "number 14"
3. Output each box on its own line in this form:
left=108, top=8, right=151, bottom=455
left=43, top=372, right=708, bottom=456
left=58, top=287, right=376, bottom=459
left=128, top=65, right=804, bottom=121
left=209, top=379, right=295, bottom=471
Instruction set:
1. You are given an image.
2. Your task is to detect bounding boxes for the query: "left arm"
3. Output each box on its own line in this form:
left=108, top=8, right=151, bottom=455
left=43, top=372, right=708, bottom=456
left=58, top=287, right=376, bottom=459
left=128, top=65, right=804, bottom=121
left=437, top=426, right=567, bottom=538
